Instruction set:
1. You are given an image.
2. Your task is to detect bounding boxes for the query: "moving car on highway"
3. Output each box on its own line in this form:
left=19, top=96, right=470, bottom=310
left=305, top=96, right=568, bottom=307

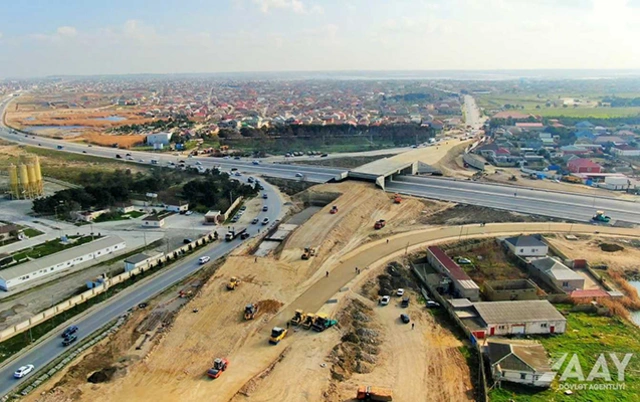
left=13, top=364, right=34, bottom=379
left=198, top=256, right=211, bottom=264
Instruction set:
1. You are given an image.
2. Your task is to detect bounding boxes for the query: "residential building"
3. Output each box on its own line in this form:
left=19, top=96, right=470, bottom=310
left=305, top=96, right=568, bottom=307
left=427, top=246, right=480, bottom=301
left=142, top=215, right=165, bottom=228
left=530, top=257, right=585, bottom=292
left=612, top=145, right=640, bottom=157
left=560, top=145, right=590, bottom=156
left=487, top=340, right=554, bottom=388
left=0, top=236, right=126, bottom=291
left=594, top=136, right=626, bottom=146
left=503, top=235, right=548, bottom=257
left=515, top=122, right=544, bottom=131
left=567, top=158, right=602, bottom=174
left=164, top=203, right=189, bottom=213
left=146, top=132, right=172, bottom=146
left=114, top=202, right=136, bottom=214
left=471, top=300, right=566, bottom=337
left=204, top=210, right=222, bottom=225
left=0, top=224, right=22, bottom=242
left=124, top=252, right=164, bottom=272
left=575, top=121, right=594, bottom=130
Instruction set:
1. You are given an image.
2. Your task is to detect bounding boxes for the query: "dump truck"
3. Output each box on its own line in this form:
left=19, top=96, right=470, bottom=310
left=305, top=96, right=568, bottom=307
left=301, top=313, right=316, bottom=330
left=206, top=358, right=229, bottom=379
left=356, top=386, right=393, bottom=401
left=269, top=327, right=288, bottom=344
left=225, top=227, right=247, bottom=241
left=592, top=210, right=611, bottom=223
left=374, top=220, right=386, bottom=230
left=393, top=193, right=402, bottom=204
left=244, top=303, right=258, bottom=320
left=330, top=205, right=338, bottom=214
left=227, top=276, right=241, bottom=290
left=312, top=314, right=338, bottom=332
left=290, top=309, right=306, bottom=326
left=301, top=247, right=316, bottom=260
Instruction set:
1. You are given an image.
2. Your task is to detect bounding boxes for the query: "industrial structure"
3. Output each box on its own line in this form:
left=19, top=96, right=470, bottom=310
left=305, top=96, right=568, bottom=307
left=8, top=155, right=44, bottom=199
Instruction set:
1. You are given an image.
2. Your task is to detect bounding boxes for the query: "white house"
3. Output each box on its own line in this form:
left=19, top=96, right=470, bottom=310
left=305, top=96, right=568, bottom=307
left=472, top=300, right=566, bottom=337
left=612, top=145, right=640, bottom=157
left=487, top=340, right=554, bottom=388
left=503, top=235, right=548, bottom=257
left=530, top=257, right=585, bottom=292
left=164, top=203, right=189, bottom=213
left=0, top=236, right=126, bottom=291
left=142, top=215, right=165, bottom=227
left=146, top=132, right=172, bottom=146
left=124, top=252, right=164, bottom=272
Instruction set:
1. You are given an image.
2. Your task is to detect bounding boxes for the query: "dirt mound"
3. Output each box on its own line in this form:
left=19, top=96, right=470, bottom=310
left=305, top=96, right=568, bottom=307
left=87, top=367, right=117, bottom=384
left=423, top=204, right=554, bottom=225
left=330, top=299, right=381, bottom=381
left=377, top=262, right=415, bottom=297
left=255, top=299, right=283, bottom=315
left=600, top=243, right=624, bottom=252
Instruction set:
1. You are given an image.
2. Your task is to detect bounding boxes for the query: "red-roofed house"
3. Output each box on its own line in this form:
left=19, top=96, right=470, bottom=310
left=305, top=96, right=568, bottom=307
left=567, top=158, right=602, bottom=174
left=426, top=246, right=480, bottom=301
left=612, top=145, right=640, bottom=157
left=570, top=289, right=610, bottom=301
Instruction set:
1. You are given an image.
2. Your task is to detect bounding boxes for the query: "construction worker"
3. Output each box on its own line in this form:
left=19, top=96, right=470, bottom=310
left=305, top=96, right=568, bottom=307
left=255, top=257, right=258, bottom=263
left=355, top=267, right=358, bottom=273
left=411, top=323, right=415, bottom=330
left=326, top=271, right=329, bottom=277
left=386, top=239, right=389, bottom=244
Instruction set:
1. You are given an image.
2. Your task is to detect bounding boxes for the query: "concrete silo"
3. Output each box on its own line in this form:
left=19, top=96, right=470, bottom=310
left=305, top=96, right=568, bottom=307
left=18, top=163, right=30, bottom=199
left=8, top=164, right=19, bottom=199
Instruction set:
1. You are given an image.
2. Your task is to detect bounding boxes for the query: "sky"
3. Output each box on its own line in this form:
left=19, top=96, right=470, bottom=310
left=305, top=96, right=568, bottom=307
left=1, top=0, right=640, bottom=78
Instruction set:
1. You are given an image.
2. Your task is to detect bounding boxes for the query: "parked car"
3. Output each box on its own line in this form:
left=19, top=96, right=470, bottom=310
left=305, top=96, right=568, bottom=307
left=195, top=161, right=202, bottom=165
left=183, top=238, right=193, bottom=244
left=185, top=211, right=193, bottom=216
left=252, top=218, right=259, bottom=224
left=199, top=256, right=211, bottom=264
left=262, top=217, right=270, bottom=225
left=456, top=257, right=472, bottom=265
left=396, top=288, right=405, bottom=297
left=235, top=172, right=242, bottom=177
left=320, top=153, right=328, bottom=157
left=425, top=300, right=441, bottom=308
left=62, top=325, right=78, bottom=338
left=234, top=156, right=241, bottom=160
left=230, top=216, right=238, bottom=223
left=115, top=154, right=122, bottom=159
left=378, top=296, right=390, bottom=306
left=13, top=364, right=35, bottom=379
left=252, top=160, right=260, bottom=165
left=400, top=314, right=411, bottom=324
left=62, top=334, right=78, bottom=346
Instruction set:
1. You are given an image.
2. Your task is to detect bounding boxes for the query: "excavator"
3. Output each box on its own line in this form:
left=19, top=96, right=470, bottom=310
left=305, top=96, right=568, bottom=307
left=301, top=247, right=316, bottom=260
left=244, top=303, right=259, bottom=320
left=393, top=193, right=402, bottom=204
left=301, top=313, right=316, bottom=330
left=290, top=309, right=307, bottom=326
left=312, top=314, right=338, bottom=332
left=227, top=276, right=241, bottom=290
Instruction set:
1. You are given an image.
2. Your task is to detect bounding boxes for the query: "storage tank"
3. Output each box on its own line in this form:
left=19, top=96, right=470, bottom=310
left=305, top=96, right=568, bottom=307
left=33, top=156, right=43, bottom=195
left=18, top=164, right=29, bottom=198
left=26, top=164, right=37, bottom=197
left=8, top=164, right=19, bottom=199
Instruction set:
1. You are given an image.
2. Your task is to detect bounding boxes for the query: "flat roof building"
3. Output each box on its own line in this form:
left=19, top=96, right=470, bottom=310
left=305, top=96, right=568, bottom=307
left=0, top=236, right=126, bottom=292
left=427, top=246, right=480, bottom=301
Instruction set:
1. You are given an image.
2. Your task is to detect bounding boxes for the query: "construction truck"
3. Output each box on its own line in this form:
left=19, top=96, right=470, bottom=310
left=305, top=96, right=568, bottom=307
left=301, top=313, right=316, bottom=330
left=225, top=227, right=247, bottom=241
left=244, top=303, right=258, bottom=320
left=330, top=205, right=338, bottom=214
left=356, top=386, right=393, bottom=401
left=269, top=327, right=288, bottom=344
left=227, top=276, right=241, bottom=290
left=393, top=193, right=402, bottom=204
left=301, top=247, right=316, bottom=260
left=374, top=220, right=386, bottom=230
left=290, top=310, right=306, bottom=326
left=562, top=175, right=582, bottom=184
left=312, top=314, right=338, bottom=332
left=206, top=358, right=229, bottom=379
left=592, top=210, right=611, bottom=223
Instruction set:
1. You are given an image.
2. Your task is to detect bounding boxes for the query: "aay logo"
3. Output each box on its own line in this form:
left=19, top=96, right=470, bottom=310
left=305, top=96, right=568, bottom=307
left=552, top=353, right=633, bottom=391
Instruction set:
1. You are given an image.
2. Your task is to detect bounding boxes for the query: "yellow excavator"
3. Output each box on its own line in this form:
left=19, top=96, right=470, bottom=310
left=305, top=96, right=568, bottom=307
left=227, top=276, right=241, bottom=290
left=301, top=247, right=316, bottom=260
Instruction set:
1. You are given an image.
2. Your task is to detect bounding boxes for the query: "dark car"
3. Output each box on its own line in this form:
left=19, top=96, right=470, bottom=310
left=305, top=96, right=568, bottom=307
left=62, top=334, right=78, bottom=346
left=234, top=156, right=241, bottom=160
left=183, top=238, right=193, bottom=244
left=62, top=325, right=78, bottom=338
left=400, top=314, right=410, bottom=324
left=320, top=153, right=328, bottom=157
left=115, top=154, right=122, bottom=159
left=252, top=218, right=259, bottom=224
left=262, top=205, right=268, bottom=212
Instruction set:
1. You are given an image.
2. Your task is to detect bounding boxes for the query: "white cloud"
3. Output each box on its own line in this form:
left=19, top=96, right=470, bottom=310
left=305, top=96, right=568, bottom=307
left=56, top=26, right=77, bottom=37
left=252, top=0, right=322, bottom=14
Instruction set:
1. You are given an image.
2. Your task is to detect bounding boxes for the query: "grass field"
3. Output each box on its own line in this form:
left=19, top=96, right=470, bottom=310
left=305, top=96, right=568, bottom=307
left=490, top=307, right=640, bottom=402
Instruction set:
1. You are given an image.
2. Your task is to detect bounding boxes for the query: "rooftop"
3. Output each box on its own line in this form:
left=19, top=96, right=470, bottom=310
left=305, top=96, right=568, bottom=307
left=428, top=246, right=479, bottom=290
left=124, top=253, right=153, bottom=265
left=504, top=235, right=546, bottom=249
left=530, top=257, right=584, bottom=281
left=0, top=236, right=125, bottom=281
left=488, top=340, right=551, bottom=373
left=473, top=300, right=566, bottom=325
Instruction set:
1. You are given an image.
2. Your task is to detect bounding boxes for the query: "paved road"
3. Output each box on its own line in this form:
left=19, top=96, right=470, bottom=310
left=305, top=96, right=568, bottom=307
left=388, top=176, right=640, bottom=224
left=0, top=176, right=283, bottom=398
left=463, top=95, right=484, bottom=130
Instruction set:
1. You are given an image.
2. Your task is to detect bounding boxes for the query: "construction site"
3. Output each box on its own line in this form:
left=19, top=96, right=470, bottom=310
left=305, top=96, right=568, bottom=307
left=22, top=181, right=476, bottom=402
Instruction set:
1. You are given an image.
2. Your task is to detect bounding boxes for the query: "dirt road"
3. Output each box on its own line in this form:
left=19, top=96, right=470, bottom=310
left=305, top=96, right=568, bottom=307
left=387, top=138, right=472, bottom=165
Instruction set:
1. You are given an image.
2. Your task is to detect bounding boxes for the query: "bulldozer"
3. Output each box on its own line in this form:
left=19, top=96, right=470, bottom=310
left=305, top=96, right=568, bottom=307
left=290, top=309, right=306, bottom=326
left=312, top=314, right=338, bottom=332
left=244, top=303, right=259, bottom=320
left=301, top=313, right=316, bottom=330
left=227, top=276, right=241, bottom=290
left=269, top=327, right=288, bottom=344
left=301, top=247, right=316, bottom=260
left=393, top=193, right=402, bottom=204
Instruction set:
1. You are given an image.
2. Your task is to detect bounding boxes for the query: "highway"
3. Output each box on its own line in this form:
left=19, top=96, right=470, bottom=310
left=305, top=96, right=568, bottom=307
left=0, top=174, right=283, bottom=398
left=388, top=176, right=640, bottom=224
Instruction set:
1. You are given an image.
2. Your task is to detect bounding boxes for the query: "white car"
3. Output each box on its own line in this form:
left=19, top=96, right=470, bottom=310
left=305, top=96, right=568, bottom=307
left=14, top=364, right=34, bottom=378
left=185, top=211, right=193, bottom=216
left=198, top=256, right=210, bottom=265
left=396, top=288, right=405, bottom=297
left=195, top=161, right=202, bottom=165
left=378, top=296, right=391, bottom=306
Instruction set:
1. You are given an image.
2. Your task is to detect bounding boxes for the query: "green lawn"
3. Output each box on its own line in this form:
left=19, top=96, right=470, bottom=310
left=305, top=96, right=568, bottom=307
left=7, top=235, right=98, bottom=264
left=22, top=228, right=44, bottom=238
left=490, top=308, right=640, bottom=402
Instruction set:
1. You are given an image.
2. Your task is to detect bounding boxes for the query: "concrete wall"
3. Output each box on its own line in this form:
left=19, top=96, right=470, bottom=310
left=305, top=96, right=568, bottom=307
left=221, top=197, right=243, bottom=222
left=0, top=231, right=219, bottom=343
left=483, top=279, right=540, bottom=301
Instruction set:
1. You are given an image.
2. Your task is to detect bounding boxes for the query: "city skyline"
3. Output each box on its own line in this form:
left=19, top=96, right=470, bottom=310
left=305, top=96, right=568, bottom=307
left=1, top=0, right=640, bottom=78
